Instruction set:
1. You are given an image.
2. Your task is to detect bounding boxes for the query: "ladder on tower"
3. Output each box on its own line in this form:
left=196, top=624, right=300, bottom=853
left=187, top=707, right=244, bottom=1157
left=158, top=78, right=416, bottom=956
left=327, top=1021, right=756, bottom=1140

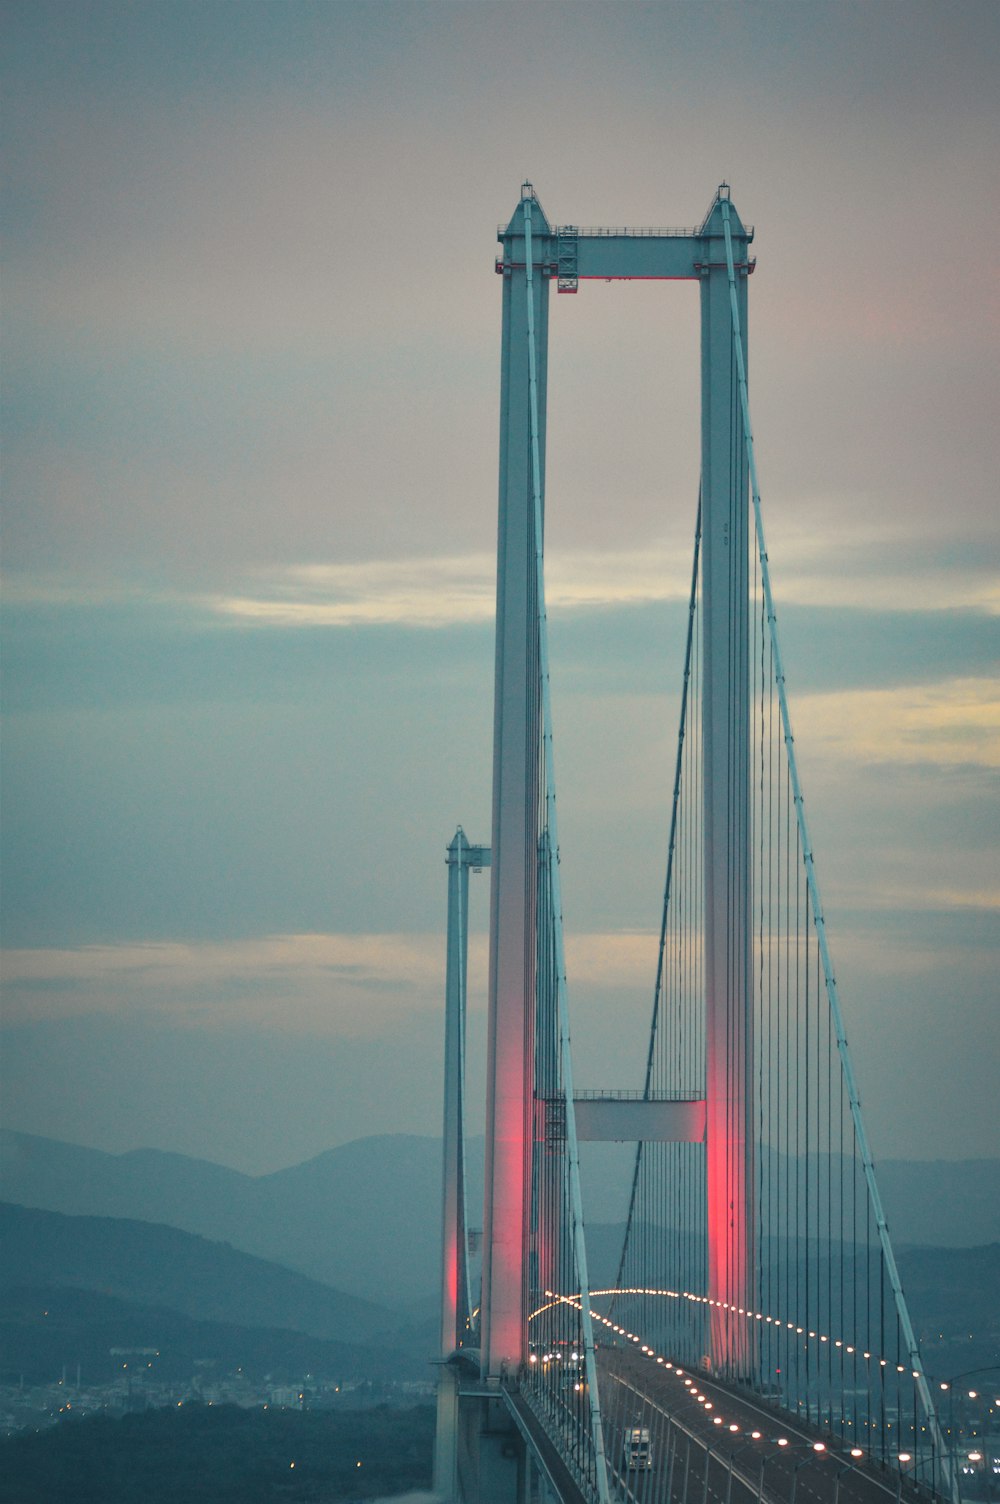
left=556, top=227, right=578, bottom=293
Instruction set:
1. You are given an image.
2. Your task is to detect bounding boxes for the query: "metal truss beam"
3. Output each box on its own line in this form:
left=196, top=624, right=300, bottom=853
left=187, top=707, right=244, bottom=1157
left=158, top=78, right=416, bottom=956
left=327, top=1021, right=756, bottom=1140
left=572, top=1096, right=707, bottom=1143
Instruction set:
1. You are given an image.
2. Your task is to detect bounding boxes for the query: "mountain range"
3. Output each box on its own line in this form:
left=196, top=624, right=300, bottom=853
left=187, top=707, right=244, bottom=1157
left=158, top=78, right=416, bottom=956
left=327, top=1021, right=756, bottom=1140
left=2, top=1130, right=997, bottom=1311
left=0, top=1202, right=433, bottom=1387
left=0, top=1280, right=402, bottom=1389
left=0, top=1130, right=460, bottom=1310
left=2, top=1200, right=996, bottom=1389
left=0, top=1201, right=397, bottom=1344
left=2, top=1129, right=997, bottom=1390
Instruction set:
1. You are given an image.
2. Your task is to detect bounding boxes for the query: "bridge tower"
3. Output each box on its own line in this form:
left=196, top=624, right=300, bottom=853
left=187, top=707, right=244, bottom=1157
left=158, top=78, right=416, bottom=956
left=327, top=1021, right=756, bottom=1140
left=435, top=183, right=952, bottom=1504
left=440, top=184, right=758, bottom=1504
left=480, top=184, right=756, bottom=1386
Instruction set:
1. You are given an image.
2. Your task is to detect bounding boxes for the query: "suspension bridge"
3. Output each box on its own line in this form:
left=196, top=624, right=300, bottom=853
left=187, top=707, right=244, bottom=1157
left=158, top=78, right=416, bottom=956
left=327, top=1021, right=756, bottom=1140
left=432, top=185, right=952, bottom=1504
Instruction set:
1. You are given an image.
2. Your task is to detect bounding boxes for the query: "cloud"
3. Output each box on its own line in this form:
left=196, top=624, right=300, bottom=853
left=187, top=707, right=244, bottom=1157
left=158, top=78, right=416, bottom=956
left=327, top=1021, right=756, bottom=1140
left=0, top=933, right=458, bottom=1032
left=831, top=882, right=1000, bottom=915
left=564, top=931, right=662, bottom=987
left=7, top=889, right=994, bottom=1037
left=791, top=675, right=1000, bottom=770
left=4, top=520, right=997, bottom=629
left=760, top=517, right=1000, bottom=615
left=212, top=556, right=499, bottom=629
left=3, top=931, right=664, bottom=1030
left=209, top=548, right=695, bottom=629
left=206, top=531, right=999, bottom=630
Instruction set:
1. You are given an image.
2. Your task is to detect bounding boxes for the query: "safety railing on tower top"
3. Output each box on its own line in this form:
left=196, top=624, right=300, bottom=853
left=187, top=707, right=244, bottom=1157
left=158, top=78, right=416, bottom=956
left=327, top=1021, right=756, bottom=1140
left=497, top=223, right=755, bottom=238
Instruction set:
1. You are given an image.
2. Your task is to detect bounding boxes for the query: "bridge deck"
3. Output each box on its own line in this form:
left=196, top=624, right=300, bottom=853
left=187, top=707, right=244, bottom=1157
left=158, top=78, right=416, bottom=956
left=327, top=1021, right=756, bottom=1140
left=598, top=1349, right=932, bottom=1504
left=504, top=1386, right=594, bottom=1504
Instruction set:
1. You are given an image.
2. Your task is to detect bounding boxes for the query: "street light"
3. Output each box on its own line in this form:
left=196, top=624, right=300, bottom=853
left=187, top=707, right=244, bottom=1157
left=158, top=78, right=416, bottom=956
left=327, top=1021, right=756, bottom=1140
left=964, top=1448, right=995, bottom=1504
left=662, top=1389, right=728, bottom=1504
left=640, top=1382, right=758, bottom=1504
left=687, top=1413, right=768, bottom=1504
left=933, top=1367, right=1000, bottom=1504
left=652, top=1394, right=709, bottom=1504
left=790, top=1455, right=823, bottom=1504
left=833, top=1457, right=870, bottom=1504
left=897, top=1447, right=951, bottom=1504
left=723, top=1433, right=768, bottom=1504
left=755, top=1441, right=828, bottom=1504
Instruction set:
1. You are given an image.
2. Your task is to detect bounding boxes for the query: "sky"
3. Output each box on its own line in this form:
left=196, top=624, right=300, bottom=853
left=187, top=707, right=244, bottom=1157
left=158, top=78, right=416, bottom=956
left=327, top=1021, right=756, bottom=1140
left=2, top=0, right=998, bottom=1179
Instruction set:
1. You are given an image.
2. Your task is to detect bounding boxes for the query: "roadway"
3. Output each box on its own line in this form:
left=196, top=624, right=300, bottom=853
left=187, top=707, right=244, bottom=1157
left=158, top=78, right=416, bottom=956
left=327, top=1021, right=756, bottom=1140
left=594, top=1347, right=932, bottom=1504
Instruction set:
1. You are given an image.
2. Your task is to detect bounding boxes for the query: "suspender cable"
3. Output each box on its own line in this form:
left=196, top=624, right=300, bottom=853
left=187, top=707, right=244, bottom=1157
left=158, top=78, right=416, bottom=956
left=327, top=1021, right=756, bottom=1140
left=720, top=198, right=953, bottom=1501
left=523, top=194, right=611, bottom=1504
left=612, top=500, right=702, bottom=1307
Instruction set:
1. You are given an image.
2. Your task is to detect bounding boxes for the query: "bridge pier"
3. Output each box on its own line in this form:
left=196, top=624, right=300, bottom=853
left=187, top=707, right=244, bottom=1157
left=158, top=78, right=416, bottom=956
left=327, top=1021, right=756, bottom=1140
left=458, top=1391, right=525, bottom=1504
left=442, top=1376, right=580, bottom=1504
left=433, top=1362, right=460, bottom=1499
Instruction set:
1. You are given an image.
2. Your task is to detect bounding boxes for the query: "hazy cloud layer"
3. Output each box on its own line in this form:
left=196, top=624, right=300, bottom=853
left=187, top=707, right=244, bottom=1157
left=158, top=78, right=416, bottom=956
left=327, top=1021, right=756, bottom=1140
left=2, top=901, right=996, bottom=1171
left=1, top=933, right=451, bottom=1030
left=211, top=536, right=999, bottom=627
left=2, top=0, right=998, bottom=1172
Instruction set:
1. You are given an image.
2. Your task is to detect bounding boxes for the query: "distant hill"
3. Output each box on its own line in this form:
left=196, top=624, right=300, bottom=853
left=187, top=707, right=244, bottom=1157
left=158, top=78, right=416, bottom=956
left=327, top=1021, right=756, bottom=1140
left=252, top=1135, right=485, bottom=1311
left=0, top=1196, right=995, bottom=1391
left=0, top=1282, right=406, bottom=1387
left=872, top=1158, right=1000, bottom=1251
left=580, top=1220, right=1000, bottom=1376
left=0, top=1203, right=401, bottom=1347
left=0, top=1135, right=259, bottom=1247
left=0, top=1130, right=472, bottom=1310
left=889, top=1241, right=1000, bottom=1375
left=2, top=1129, right=998, bottom=1310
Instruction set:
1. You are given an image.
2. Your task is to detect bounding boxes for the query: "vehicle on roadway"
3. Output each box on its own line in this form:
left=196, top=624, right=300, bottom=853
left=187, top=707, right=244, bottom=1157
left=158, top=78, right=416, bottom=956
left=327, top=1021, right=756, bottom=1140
left=624, top=1426, right=653, bottom=1470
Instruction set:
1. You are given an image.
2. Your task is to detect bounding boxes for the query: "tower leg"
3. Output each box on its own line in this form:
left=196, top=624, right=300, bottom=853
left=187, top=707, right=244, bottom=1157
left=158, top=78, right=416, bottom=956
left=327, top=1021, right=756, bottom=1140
left=441, top=829, right=472, bottom=1361
left=482, top=191, right=551, bottom=1380
left=699, top=195, right=755, bottom=1377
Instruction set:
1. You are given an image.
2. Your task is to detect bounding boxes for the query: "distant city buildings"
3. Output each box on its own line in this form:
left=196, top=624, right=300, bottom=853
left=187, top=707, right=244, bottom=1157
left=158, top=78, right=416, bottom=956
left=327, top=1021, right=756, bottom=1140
left=0, top=1365, right=435, bottom=1438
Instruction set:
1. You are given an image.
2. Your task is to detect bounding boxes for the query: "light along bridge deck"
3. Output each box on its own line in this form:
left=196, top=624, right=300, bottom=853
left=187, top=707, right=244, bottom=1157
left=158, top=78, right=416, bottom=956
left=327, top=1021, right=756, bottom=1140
left=598, top=1348, right=932, bottom=1504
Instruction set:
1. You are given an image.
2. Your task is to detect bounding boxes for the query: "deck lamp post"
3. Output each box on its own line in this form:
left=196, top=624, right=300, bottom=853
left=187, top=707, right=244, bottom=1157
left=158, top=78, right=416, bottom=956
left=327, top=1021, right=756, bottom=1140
left=643, top=1385, right=741, bottom=1504
left=936, top=1366, right=1000, bottom=1499
left=755, top=1440, right=828, bottom=1504
left=723, top=1434, right=768, bottom=1504
left=832, top=1457, right=872, bottom=1504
